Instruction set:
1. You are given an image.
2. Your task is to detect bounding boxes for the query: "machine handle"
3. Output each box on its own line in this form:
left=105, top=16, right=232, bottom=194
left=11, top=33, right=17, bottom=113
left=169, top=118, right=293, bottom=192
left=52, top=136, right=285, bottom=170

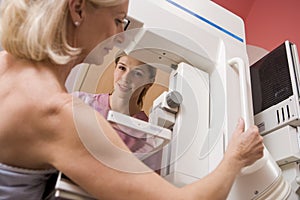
left=228, top=57, right=269, bottom=175
left=227, top=58, right=288, bottom=199
left=228, top=57, right=251, bottom=130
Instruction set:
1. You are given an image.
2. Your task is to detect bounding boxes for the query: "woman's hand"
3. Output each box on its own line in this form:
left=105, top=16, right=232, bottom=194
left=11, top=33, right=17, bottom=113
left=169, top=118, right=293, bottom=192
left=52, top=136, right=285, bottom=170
left=225, top=118, right=264, bottom=169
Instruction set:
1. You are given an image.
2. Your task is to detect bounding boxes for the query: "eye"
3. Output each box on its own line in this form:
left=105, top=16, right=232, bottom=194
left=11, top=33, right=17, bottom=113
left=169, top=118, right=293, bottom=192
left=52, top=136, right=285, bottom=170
left=115, top=18, right=130, bottom=31
left=117, top=64, right=126, bottom=71
left=133, top=70, right=144, bottom=77
left=115, top=19, right=123, bottom=26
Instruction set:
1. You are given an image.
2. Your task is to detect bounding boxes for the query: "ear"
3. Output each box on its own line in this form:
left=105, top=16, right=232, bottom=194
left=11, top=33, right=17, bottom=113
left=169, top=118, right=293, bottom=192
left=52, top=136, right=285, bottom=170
left=69, top=0, right=86, bottom=26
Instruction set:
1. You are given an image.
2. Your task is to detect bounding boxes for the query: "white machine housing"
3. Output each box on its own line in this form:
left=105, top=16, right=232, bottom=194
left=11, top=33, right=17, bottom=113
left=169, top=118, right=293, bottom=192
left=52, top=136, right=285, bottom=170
left=60, top=0, right=300, bottom=199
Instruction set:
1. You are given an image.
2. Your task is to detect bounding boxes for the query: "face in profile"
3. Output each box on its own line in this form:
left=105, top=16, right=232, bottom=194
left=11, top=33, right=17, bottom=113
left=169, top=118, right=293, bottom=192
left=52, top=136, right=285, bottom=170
left=113, top=56, right=154, bottom=99
left=78, top=0, right=129, bottom=63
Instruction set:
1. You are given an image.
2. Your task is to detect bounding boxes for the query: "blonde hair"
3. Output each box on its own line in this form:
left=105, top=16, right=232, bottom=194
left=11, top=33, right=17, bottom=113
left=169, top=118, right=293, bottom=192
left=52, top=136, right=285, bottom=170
left=0, top=0, right=124, bottom=65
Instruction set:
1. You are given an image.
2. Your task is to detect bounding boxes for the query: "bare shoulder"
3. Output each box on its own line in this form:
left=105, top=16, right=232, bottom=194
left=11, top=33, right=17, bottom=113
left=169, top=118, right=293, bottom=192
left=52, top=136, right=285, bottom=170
left=38, top=93, right=80, bottom=151
left=28, top=94, right=177, bottom=199
left=44, top=94, right=130, bottom=164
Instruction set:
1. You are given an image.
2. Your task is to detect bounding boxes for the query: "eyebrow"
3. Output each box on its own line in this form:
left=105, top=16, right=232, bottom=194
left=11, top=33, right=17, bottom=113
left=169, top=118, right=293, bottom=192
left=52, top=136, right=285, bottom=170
left=116, top=11, right=127, bottom=18
left=133, top=67, right=146, bottom=73
left=117, top=61, right=127, bottom=66
left=117, top=62, right=146, bottom=71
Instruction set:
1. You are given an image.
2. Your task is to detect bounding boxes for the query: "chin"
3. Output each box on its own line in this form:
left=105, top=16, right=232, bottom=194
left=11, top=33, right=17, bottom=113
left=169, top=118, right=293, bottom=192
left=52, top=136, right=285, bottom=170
left=115, top=89, right=132, bottom=97
left=83, top=46, right=106, bottom=65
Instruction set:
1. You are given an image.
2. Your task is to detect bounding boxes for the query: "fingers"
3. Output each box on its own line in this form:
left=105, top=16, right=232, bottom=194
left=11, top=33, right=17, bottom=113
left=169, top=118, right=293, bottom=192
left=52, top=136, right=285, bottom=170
left=235, top=118, right=245, bottom=133
left=241, top=125, right=264, bottom=166
left=226, top=118, right=264, bottom=168
left=231, top=118, right=245, bottom=139
left=245, top=125, right=262, bottom=145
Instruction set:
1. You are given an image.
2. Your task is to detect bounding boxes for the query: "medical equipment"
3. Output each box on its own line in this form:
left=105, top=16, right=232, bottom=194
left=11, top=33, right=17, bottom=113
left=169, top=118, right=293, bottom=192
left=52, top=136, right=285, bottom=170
left=250, top=41, right=300, bottom=197
left=56, top=0, right=300, bottom=199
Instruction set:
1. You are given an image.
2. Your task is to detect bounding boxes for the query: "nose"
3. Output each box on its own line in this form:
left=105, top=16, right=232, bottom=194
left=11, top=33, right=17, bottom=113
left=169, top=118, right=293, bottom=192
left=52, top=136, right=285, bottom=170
left=114, top=32, right=125, bottom=44
left=121, top=71, right=132, bottom=83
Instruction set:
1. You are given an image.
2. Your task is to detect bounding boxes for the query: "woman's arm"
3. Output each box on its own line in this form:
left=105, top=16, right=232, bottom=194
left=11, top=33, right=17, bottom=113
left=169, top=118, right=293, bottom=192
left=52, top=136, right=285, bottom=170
left=181, top=120, right=263, bottom=200
left=41, top=96, right=263, bottom=200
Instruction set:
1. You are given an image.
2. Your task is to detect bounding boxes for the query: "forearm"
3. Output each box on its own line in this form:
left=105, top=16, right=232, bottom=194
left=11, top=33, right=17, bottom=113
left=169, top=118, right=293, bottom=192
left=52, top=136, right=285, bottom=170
left=181, top=157, right=243, bottom=200
left=180, top=119, right=264, bottom=200
left=91, top=159, right=240, bottom=200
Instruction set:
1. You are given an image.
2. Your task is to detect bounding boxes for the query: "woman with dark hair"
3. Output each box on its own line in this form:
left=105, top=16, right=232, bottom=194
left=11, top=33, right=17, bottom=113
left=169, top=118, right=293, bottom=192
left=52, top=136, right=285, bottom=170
left=74, top=54, right=162, bottom=172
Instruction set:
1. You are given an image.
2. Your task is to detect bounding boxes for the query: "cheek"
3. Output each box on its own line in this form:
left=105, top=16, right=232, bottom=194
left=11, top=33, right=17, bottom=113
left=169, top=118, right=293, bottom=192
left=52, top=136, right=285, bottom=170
left=132, top=79, right=147, bottom=89
left=113, top=72, right=121, bottom=83
left=93, top=23, right=116, bottom=46
left=103, top=21, right=119, bottom=39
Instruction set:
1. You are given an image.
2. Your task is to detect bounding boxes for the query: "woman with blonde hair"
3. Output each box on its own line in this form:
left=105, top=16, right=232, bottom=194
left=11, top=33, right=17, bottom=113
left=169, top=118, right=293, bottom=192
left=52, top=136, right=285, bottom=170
left=0, top=0, right=264, bottom=199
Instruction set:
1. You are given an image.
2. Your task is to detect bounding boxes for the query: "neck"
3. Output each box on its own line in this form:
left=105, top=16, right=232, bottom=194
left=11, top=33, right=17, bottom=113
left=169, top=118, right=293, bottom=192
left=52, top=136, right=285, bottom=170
left=54, top=63, right=74, bottom=87
left=1, top=51, right=79, bottom=93
left=110, top=92, right=141, bottom=116
left=38, top=60, right=75, bottom=90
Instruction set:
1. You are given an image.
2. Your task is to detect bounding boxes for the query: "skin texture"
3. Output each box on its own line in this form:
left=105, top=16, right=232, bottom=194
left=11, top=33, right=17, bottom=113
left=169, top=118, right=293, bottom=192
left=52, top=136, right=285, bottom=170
left=0, top=0, right=264, bottom=199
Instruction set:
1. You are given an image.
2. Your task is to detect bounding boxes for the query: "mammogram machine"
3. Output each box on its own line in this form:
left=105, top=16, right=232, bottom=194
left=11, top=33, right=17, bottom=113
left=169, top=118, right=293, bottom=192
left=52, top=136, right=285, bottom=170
left=56, top=0, right=300, bottom=199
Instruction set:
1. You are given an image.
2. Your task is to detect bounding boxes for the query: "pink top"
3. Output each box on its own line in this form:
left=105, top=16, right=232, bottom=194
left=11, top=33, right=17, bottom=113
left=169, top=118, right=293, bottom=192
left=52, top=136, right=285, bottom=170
left=73, top=92, right=162, bottom=172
